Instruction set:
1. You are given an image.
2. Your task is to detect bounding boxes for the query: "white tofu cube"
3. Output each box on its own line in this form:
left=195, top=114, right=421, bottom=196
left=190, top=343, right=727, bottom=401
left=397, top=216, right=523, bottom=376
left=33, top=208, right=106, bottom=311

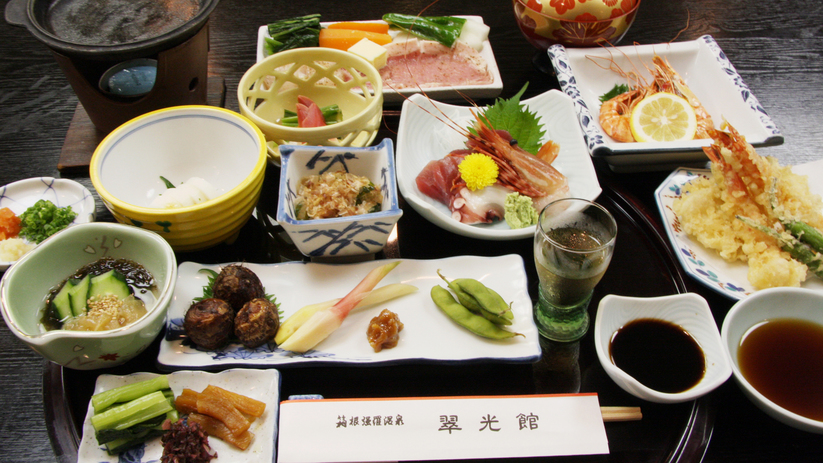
left=347, top=38, right=388, bottom=70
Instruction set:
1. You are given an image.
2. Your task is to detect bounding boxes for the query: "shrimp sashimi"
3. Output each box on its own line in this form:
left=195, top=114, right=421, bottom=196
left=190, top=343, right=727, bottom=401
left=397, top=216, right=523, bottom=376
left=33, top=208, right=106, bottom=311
left=415, top=111, right=569, bottom=224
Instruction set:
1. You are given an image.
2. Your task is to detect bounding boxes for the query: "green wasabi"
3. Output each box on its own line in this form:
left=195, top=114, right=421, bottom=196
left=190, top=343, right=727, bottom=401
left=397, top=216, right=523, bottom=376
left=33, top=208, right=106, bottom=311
left=504, top=193, right=539, bottom=229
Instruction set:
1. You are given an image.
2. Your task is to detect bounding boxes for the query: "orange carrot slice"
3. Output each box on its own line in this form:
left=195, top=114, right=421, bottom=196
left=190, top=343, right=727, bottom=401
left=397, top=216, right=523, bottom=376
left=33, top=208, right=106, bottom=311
left=318, top=28, right=392, bottom=50
left=327, top=22, right=390, bottom=34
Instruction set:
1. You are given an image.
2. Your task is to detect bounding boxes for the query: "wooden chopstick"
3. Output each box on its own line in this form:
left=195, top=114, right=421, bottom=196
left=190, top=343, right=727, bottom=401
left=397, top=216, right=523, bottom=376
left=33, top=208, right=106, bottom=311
left=600, top=406, right=642, bottom=422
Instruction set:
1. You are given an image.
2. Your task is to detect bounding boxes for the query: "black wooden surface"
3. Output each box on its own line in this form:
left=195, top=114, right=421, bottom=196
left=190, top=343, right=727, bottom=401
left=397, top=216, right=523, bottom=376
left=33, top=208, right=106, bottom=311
left=1, top=0, right=822, bottom=461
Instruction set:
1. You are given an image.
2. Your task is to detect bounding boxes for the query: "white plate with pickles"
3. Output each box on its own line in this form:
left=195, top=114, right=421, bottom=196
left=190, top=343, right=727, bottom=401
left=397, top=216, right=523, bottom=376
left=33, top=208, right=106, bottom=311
left=157, top=255, right=540, bottom=370
left=77, top=369, right=280, bottom=463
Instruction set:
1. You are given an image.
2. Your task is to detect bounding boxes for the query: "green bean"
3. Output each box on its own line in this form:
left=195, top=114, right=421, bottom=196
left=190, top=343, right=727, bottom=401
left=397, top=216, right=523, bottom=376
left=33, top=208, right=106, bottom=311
left=430, top=286, right=521, bottom=340
left=437, top=270, right=512, bottom=325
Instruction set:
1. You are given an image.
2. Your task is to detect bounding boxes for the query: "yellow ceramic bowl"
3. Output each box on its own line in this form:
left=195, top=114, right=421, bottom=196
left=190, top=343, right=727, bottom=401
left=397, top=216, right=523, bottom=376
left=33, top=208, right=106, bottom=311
left=90, top=105, right=267, bottom=252
left=237, top=47, right=383, bottom=164
left=513, top=0, right=641, bottom=49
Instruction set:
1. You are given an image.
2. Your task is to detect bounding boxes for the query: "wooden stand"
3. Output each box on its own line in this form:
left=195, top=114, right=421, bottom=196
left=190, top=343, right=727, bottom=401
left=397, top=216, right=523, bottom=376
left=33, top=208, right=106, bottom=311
left=57, top=76, right=226, bottom=173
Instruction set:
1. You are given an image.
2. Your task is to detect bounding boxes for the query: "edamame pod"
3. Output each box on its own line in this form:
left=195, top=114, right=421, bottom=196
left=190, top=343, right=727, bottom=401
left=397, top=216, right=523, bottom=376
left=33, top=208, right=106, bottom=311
left=430, top=286, right=521, bottom=340
left=437, top=270, right=512, bottom=325
left=452, top=277, right=514, bottom=321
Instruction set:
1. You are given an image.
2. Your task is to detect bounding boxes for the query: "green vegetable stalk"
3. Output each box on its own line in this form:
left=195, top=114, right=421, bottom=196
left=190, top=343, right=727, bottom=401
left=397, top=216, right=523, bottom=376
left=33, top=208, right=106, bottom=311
left=382, top=13, right=467, bottom=48
left=737, top=215, right=823, bottom=279
left=18, top=199, right=76, bottom=244
left=265, top=14, right=321, bottom=55
left=280, top=104, right=341, bottom=127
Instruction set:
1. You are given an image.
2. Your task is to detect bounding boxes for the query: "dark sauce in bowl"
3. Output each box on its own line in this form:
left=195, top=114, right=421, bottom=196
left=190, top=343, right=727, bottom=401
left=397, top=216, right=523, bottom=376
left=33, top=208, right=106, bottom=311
left=610, top=318, right=706, bottom=393
left=738, top=318, right=823, bottom=421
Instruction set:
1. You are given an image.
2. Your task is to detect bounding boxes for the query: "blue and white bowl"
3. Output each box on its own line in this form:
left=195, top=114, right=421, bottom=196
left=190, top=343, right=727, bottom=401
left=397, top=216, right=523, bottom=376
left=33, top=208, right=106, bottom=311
left=277, top=139, right=402, bottom=258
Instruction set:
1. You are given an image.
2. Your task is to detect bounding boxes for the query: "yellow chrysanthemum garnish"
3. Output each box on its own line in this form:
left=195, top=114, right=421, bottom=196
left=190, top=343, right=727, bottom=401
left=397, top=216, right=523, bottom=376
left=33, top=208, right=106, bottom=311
left=458, top=153, right=498, bottom=191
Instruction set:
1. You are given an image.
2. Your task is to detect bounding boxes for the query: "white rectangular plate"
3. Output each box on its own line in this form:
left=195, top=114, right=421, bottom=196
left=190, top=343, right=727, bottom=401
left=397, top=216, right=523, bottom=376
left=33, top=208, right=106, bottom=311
left=77, top=369, right=280, bottom=463
left=256, top=16, right=503, bottom=103
left=158, top=255, right=540, bottom=369
left=549, top=35, right=783, bottom=171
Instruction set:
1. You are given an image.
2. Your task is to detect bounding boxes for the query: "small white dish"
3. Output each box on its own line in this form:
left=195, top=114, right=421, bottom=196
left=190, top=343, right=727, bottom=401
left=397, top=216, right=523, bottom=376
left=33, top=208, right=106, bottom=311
left=594, top=293, right=732, bottom=404
left=721, top=287, right=823, bottom=434
left=77, top=369, right=281, bottom=462
left=655, top=167, right=823, bottom=300
left=0, top=177, right=96, bottom=270
left=255, top=16, right=503, bottom=103
left=158, top=255, right=540, bottom=370
left=396, top=89, right=601, bottom=241
left=549, top=35, right=783, bottom=172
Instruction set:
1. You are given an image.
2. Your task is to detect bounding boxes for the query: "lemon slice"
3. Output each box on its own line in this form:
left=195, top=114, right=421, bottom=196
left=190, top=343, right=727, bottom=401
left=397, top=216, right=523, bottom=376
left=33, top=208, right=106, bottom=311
left=630, top=92, right=697, bottom=142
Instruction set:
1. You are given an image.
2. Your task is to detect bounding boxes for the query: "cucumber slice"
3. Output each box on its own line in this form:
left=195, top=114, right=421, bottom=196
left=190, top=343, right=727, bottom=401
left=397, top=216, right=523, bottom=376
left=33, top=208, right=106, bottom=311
left=68, top=274, right=91, bottom=316
left=51, top=281, right=74, bottom=321
left=89, top=270, right=131, bottom=300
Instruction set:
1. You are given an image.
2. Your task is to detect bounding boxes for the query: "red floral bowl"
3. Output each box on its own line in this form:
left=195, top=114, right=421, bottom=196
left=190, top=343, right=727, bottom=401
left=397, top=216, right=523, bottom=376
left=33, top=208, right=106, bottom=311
left=512, top=0, right=640, bottom=50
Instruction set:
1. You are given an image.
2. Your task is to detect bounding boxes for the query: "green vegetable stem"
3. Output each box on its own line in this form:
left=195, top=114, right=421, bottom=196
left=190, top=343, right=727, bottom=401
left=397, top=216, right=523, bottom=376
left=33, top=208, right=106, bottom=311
left=265, top=14, right=321, bottom=55
left=768, top=179, right=823, bottom=254
left=737, top=215, right=823, bottom=279
left=382, top=13, right=467, bottom=48
left=430, top=285, right=521, bottom=340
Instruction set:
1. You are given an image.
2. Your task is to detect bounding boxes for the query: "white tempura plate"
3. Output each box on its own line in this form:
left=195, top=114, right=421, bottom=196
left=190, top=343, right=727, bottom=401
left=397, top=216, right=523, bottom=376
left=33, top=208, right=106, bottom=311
left=0, top=177, right=96, bottom=270
left=77, top=369, right=280, bottom=463
left=396, top=89, right=601, bottom=241
left=655, top=166, right=823, bottom=300
left=255, top=16, right=503, bottom=103
left=157, top=255, right=540, bottom=370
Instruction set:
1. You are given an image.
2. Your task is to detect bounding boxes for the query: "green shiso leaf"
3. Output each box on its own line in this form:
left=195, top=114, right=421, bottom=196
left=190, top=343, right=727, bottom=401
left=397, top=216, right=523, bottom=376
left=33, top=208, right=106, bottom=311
left=472, top=83, right=545, bottom=155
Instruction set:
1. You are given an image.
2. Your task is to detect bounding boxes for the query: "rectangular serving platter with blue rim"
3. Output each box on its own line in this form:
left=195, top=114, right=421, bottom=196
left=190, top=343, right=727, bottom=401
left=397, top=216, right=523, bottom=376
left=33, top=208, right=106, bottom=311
left=158, top=255, right=540, bottom=370
left=549, top=35, right=783, bottom=172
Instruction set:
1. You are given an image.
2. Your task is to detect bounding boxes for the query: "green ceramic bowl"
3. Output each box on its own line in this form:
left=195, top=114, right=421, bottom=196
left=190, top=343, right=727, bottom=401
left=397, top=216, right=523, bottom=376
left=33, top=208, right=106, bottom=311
left=0, top=222, right=176, bottom=370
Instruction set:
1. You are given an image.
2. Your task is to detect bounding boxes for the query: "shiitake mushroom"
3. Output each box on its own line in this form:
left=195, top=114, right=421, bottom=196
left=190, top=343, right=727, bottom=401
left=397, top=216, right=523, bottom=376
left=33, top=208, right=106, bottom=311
left=234, top=297, right=280, bottom=348
left=211, top=264, right=266, bottom=312
left=184, top=298, right=234, bottom=350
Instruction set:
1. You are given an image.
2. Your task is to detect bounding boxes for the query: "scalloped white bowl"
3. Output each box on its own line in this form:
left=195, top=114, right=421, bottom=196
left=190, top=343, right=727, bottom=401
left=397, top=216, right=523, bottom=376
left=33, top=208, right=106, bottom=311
left=594, top=293, right=731, bottom=403
left=721, top=287, right=823, bottom=433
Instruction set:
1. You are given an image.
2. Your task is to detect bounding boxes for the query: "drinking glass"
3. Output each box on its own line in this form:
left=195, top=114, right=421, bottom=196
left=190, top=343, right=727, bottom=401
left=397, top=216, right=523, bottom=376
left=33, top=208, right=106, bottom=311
left=533, top=198, right=617, bottom=342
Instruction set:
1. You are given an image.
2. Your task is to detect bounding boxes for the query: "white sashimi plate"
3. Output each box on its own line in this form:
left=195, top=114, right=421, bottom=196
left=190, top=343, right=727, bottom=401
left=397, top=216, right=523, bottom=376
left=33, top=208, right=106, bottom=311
left=158, top=255, right=540, bottom=369
left=396, top=89, right=601, bottom=240
left=655, top=167, right=823, bottom=300
left=77, top=369, right=280, bottom=463
left=549, top=35, right=783, bottom=172
left=0, top=177, right=96, bottom=270
left=256, top=16, right=503, bottom=103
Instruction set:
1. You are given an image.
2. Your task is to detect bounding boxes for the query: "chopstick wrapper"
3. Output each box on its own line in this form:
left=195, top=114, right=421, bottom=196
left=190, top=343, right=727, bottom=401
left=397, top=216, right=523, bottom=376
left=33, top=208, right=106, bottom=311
left=277, top=393, right=609, bottom=462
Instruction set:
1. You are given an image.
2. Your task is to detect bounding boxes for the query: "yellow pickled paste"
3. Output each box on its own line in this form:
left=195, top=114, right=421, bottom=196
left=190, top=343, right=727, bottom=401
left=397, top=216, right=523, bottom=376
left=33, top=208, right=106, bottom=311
left=672, top=154, right=823, bottom=289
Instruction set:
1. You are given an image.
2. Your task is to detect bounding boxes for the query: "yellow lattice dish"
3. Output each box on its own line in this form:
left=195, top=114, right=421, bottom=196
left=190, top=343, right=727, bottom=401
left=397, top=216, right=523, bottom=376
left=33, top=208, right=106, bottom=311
left=237, top=47, right=383, bottom=163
